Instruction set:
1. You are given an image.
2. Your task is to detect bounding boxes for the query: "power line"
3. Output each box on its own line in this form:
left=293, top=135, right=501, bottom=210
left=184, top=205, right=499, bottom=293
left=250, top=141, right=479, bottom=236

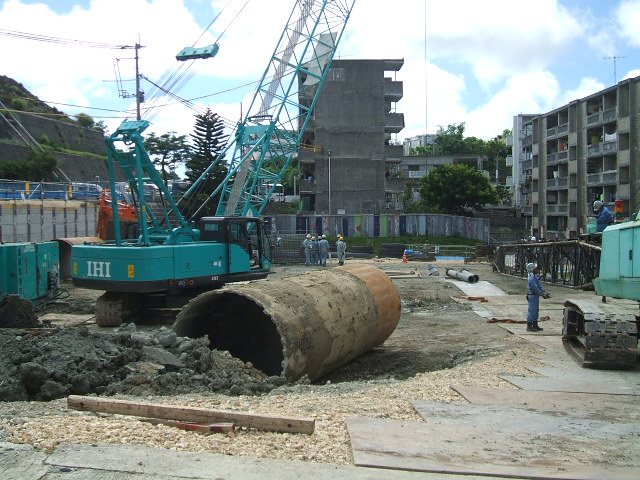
left=0, top=28, right=133, bottom=49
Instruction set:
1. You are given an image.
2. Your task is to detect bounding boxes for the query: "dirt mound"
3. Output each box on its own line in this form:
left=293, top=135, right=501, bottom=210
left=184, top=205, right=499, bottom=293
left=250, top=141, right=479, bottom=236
left=0, top=325, right=287, bottom=401
left=0, top=296, right=39, bottom=328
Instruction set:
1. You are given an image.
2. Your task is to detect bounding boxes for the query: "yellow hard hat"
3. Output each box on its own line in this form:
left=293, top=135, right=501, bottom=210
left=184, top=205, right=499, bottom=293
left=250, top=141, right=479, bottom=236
left=306, top=234, right=311, bottom=238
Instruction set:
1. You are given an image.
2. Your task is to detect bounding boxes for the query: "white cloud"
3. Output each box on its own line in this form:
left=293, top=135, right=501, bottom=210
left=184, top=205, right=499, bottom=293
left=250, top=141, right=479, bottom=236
left=616, top=0, right=640, bottom=47
left=1, top=0, right=637, bottom=149
left=561, top=77, right=605, bottom=105
left=623, top=68, right=640, bottom=80
left=465, top=72, right=560, bottom=138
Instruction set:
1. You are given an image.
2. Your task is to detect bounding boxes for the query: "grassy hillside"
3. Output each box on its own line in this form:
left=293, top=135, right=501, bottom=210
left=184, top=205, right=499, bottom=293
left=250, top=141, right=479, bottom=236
left=0, top=75, right=69, bottom=119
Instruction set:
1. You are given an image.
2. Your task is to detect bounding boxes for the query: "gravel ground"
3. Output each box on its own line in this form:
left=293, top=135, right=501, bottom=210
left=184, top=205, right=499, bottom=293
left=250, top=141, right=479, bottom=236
left=0, top=259, right=547, bottom=465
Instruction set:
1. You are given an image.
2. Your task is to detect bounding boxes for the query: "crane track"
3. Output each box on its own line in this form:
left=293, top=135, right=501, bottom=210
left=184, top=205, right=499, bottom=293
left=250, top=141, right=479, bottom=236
left=563, top=299, right=638, bottom=369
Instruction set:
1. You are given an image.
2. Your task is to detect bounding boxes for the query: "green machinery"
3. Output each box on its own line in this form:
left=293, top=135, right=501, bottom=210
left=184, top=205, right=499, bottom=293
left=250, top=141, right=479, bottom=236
left=71, top=0, right=356, bottom=326
left=563, top=212, right=640, bottom=368
left=0, top=242, right=61, bottom=324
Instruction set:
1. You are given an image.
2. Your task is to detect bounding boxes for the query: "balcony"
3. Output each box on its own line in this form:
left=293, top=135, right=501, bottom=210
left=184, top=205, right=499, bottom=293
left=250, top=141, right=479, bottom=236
left=384, top=113, right=405, bottom=133
left=587, top=107, right=617, bottom=125
left=547, top=150, right=568, bottom=166
left=547, top=204, right=569, bottom=214
left=587, top=140, right=617, bottom=157
left=546, top=177, right=568, bottom=190
left=523, top=205, right=533, bottom=215
left=587, top=170, right=618, bottom=186
left=384, top=78, right=403, bottom=102
left=522, top=159, right=532, bottom=170
left=546, top=123, right=568, bottom=138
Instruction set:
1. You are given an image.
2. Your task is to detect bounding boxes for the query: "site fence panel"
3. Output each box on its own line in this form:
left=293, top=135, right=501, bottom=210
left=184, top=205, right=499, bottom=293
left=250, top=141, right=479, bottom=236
left=264, top=214, right=490, bottom=243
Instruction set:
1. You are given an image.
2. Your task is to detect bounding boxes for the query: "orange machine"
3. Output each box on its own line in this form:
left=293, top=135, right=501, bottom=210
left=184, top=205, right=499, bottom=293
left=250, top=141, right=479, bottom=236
left=96, top=191, right=140, bottom=240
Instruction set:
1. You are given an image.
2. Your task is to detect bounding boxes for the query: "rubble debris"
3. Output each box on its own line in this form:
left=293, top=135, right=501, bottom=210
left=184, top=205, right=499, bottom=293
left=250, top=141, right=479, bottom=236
left=0, top=325, right=286, bottom=401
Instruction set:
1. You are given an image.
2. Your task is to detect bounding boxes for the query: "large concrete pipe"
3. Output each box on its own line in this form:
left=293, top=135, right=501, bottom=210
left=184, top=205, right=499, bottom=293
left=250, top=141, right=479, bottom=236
left=173, top=264, right=401, bottom=382
left=446, top=268, right=479, bottom=283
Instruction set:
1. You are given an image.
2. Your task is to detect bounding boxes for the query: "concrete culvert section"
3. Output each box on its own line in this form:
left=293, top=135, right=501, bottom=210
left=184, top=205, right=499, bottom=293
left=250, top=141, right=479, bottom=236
left=173, top=264, right=401, bottom=382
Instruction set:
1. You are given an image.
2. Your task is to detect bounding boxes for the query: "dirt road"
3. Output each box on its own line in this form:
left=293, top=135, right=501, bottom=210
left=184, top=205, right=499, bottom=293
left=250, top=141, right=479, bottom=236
left=0, top=258, right=553, bottom=464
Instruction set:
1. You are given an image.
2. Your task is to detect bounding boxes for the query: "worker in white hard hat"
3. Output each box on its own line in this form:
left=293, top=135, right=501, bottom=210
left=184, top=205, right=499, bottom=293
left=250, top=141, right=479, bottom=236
left=593, top=200, right=614, bottom=232
left=302, top=234, right=313, bottom=266
left=336, top=234, right=347, bottom=266
left=525, top=262, right=549, bottom=332
left=310, top=236, right=319, bottom=266
left=318, top=234, right=329, bottom=266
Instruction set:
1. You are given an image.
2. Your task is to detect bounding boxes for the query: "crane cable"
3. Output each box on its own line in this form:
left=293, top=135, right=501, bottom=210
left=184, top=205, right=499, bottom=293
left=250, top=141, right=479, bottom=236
left=142, top=0, right=251, bottom=121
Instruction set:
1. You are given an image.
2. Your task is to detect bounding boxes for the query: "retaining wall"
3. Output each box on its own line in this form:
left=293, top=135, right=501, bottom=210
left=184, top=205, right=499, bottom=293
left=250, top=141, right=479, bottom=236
left=0, top=200, right=99, bottom=242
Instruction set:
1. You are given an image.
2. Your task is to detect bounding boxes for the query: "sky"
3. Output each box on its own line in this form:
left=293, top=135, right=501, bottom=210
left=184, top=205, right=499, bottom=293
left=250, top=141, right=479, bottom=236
left=1, top=0, right=640, bottom=147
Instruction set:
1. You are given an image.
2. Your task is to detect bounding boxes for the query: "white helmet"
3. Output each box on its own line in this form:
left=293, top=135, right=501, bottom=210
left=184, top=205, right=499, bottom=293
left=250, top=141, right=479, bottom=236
left=526, top=262, right=536, bottom=272
left=593, top=200, right=603, bottom=212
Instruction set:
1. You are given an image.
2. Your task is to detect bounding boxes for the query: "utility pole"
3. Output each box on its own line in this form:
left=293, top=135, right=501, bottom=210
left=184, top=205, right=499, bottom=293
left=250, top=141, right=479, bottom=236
left=134, top=43, right=143, bottom=120
left=114, top=41, right=145, bottom=119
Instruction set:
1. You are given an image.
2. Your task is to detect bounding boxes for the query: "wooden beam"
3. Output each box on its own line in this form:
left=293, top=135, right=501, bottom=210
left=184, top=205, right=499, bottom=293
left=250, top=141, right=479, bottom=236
left=67, top=395, right=314, bottom=435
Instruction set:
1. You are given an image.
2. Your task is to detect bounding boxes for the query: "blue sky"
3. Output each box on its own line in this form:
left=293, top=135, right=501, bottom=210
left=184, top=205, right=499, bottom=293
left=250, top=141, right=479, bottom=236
left=1, top=0, right=639, bottom=143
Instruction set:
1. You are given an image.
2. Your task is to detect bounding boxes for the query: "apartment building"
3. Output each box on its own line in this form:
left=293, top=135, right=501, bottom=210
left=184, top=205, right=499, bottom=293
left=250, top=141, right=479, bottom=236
left=298, top=59, right=405, bottom=214
left=512, top=75, right=640, bottom=239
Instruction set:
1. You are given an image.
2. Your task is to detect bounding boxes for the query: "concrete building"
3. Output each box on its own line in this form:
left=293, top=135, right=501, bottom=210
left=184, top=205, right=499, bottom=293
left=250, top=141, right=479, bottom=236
left=402, top=133, right=439, bottom=156
left=298, top=59, right=405, bottom=214
left=512, top=75, right=640, bottom=239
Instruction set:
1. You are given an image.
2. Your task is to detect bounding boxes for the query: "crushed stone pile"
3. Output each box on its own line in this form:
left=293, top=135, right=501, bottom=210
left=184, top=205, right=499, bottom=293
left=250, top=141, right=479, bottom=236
left=0, top=324, right=287, bottom=402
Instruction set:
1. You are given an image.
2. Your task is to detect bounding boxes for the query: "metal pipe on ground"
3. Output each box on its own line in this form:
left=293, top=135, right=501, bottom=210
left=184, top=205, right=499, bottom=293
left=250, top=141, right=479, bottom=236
left=446, top=268, right=479, bottom=283
left=173, top=264, right=401, bottom=382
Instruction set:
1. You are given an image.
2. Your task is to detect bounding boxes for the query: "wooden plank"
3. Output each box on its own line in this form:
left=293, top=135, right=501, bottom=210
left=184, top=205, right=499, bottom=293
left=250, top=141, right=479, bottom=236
left=347, top=416, right=640, bottom=480
left=67, top=395, right=314, bottom=434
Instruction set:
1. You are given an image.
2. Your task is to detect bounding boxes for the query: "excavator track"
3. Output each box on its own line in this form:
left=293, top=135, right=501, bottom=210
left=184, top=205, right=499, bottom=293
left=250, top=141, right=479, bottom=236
left=563, top=299, right=638, bottom=369
left=94, top=290, right=205, bottom=327
left=95, top=292, right=143, bottom=327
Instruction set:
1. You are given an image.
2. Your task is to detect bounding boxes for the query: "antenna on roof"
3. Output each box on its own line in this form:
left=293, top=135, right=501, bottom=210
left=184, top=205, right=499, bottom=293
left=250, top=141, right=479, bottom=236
left=602, top=55, right=627, bottom=84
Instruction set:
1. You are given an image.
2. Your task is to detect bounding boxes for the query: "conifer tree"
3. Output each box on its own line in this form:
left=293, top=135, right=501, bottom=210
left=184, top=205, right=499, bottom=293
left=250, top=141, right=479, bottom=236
left=185, top=109, right=228, bottom=217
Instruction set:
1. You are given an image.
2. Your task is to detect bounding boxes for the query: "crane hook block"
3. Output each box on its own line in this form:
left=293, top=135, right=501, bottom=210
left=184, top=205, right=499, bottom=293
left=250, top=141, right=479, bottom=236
left=176, top=43, right=219, bottom=61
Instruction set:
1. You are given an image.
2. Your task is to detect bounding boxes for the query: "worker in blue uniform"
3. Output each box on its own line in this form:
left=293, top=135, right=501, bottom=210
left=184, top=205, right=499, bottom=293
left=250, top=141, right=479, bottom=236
left=318, top=234, right=329, bottom=266
left=310, top=236, right=319, bottom=266
left=526, top=262, right=549, bottom=332
left=302, top=234, right=313, bottom=266
left=593, top=200, right=614, bottom=232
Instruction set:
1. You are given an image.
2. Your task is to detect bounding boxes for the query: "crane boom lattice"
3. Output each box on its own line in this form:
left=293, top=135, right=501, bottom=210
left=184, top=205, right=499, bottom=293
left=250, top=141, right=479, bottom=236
left=204, top=0, right=356, bottom=218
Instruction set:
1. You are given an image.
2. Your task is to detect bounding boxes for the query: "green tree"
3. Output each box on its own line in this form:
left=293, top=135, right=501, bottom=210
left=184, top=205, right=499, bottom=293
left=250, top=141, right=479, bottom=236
left=184, top=109, right=228, bottom=217
left=0, top=148, right=58, bottom=180
left=145, top=131, right=190, bottom=183
left=433, top=123, right=466, bottom=155
left=419, top=163, right=500, bottom=215
left=75, top=113, right=95, bottom=128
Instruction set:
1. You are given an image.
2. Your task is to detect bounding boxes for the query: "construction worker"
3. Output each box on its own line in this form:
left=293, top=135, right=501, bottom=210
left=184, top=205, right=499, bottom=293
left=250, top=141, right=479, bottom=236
left=593, top=200, right=614, bottom=232
left=526, top=262, right=549, bottom=332
left=311, top=236, right=319, bottom=266
left=336, top=234, right=347, bottom=266
left=302, top=234, right=313, bottom=266
left=318, top=234, right=329, bottom=266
